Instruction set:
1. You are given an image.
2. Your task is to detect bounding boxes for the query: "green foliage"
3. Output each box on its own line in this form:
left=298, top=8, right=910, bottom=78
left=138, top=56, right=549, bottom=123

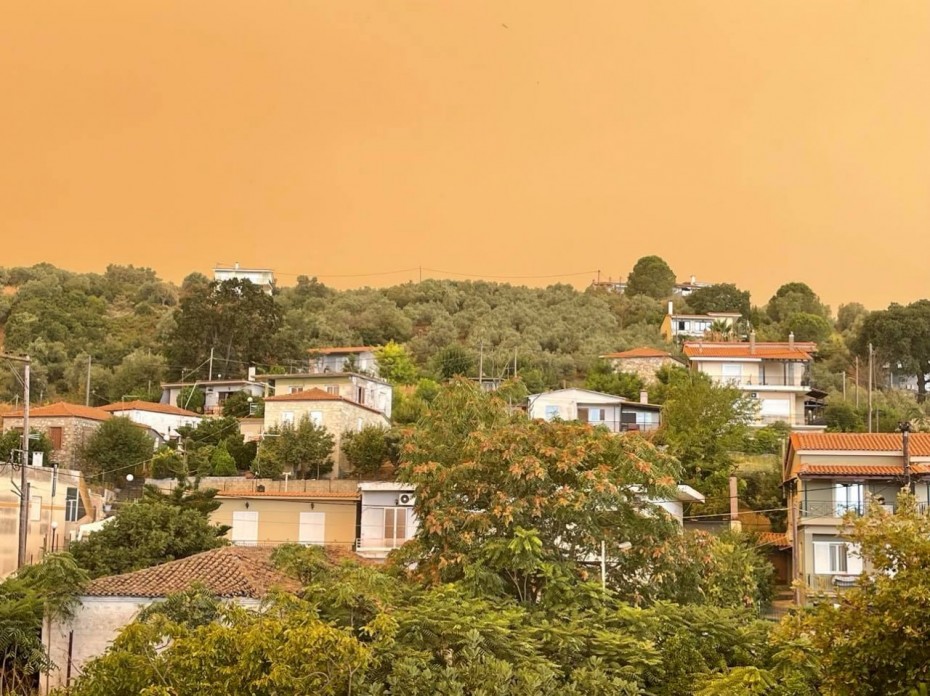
left=258, top=416, right=335, bottom=479
left=625, top=255, right=677, bottom=299
left=656, top=371, right=754, bottom=487
left=79, top=416, right=153, bottom=485
left=221, top=390, right=263, bottom=417
left=431, top=344, right=475, bottom=380
left=376, top=340, right=419, bottom=384
left=135, top=585, right=223, bottom=628
left=176, top=385, right=205, bottom=412
left=783, top=312, right=833, bottom=344
left=177, top=416, right=255, bottom=470
left=856, top=300, right=930, bottom=401
left=0, top=428, right=54, bottom=467
left=69, top=500, right=226, bottom=578
left=584, top=360, right=645, bottom=400
left=766, top=282, right=829, bottom=322
left=397, top=379, right=681, bottom=605
left=824, top=400, right=865, bottom=432
left=209, top=441, right=238, bottom=476
left=149, top=446, right=185, bottom=479
left=687, top=283, right=752, bottom=317
left=341, top=425, right=398, bottom=477
left=107, top=350, right=166, bottom=402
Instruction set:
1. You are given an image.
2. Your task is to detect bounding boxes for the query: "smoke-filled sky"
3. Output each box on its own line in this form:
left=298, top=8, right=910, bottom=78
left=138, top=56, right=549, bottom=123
left=1, top=1, right=928, bottom=309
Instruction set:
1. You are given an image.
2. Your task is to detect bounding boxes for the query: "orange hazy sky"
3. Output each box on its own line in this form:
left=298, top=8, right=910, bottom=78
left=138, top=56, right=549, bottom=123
left=1, top=1, right=928, bottom=309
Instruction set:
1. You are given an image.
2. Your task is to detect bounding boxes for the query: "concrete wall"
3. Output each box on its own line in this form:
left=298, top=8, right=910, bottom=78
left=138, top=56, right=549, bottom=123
left=263, top=400, right=390, bottom=477
left=145, top=476, right=360, bottom=495
left=271, top=374, right=392, bottom=418
left=108, top=409, right=201, bottom=441
left=0, top=467, right=99, bottom=578
left=211, top=497, right=358, bottom=548
left=2, top=415, right=103, bottom=469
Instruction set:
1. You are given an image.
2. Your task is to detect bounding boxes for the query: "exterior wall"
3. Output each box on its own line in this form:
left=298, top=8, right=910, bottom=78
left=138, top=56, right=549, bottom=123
left=271, top=374, right=392, bottom=418
left=358, top=487, right=419, bottom=559
left=213, top=268, right=275, bottom=293
left=43, top=596, right=262, bottom=694
left=211, top=497, right=358, bottom=548
left=528, top=390, right=660, bottom=432
left=263, top=400, right=390, bottom=477
left=106, top=409, right=201, bottom=441
left=0, top=467, right=98, bottom=578
left=162, top=382, right=266, bottom=414
left=239, top=418, right=265, bottom=442
left=145, top=476, right=360, bottom=495
left=692, top=360, right=810, bottom=427
left=309, top=351, right=379, bottom=377
left=606, top=356, right=678, bottom=385
left=2, top=415, right=103, bottom=469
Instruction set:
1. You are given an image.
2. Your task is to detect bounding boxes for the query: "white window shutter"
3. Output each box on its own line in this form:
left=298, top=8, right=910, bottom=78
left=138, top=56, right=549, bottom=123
left=812, top=542, right=831, bottom=574
left=846, top=543, right=864, bottom=575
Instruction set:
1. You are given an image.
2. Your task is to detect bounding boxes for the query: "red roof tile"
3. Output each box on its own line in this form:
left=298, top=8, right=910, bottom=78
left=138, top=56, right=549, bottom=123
left=757, top=532, right=791, bottom=548
left=217, top=490, right=359, bottom=500
left=0, top=402, right=111, bottom=422
left=100, top=400, right=202, bottom=418
left=600, top=347, right=671, bottom=359
left=797, top=463, right=930, bottom=477
left=83, top=546, right=301, bottom=599
left=683, top=342, right=813, bottom=360
left=790, top=432, right=930, bottom=456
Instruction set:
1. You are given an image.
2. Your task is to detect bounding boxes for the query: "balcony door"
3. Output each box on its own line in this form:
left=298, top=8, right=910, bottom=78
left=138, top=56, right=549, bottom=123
left=834, top=483, right=864, bottom=517
left=232, top=511, right=259, bottom=546
left=299, top=511, right=325, bottom=546
left=384, top=507, right=408, bottom=548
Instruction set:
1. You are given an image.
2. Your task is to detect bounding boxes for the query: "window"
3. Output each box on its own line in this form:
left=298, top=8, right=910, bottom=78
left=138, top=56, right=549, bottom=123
left=49, top=427, right=63, bottom=450
left=29, top=495, right=42, bottom=522
left=231, top=510, right=259, bottom=546
left=577, top=407, right=605, bottom=423
left=813, top=541, right=863, bottom=575
left=384, top=508, right=408, bottom=547
left=835, top=483, right=865, bottom=516
left=544, top=405, right=559, bottom=421
left=289, top=386, right=302, bottom=394
left=326, top=385, right=339, bottom=395
left=677, top=320, right=686, bottom=331
left=281, top=411, right=294, bottom=426
left=65, top=487, right=85, bottom=522
left=356, top=387, right=365, bottom=405
left=309, top=411, right=323, bottom=426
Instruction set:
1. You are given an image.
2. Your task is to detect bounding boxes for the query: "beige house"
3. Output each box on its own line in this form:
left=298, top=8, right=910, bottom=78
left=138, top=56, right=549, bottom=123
left=0, top=466, right=102, bottom=578
left=1, top=402, right=111, bottom=469
left=599, top=347, right=681, bottom=385
left=263, top=388, right=391, bottom=478
left=682, top=337, right=823, bottom=430
left=784, top=432, right=930, bottom=603
left=660, top=309, right=742, bottom=342
left=212, top=490, right=359, bottom=548
left=307, top=346, right=379, bottom=376
left=266, top=372, right=392, bottom=418
left=43, top=546, right=299, bottom=694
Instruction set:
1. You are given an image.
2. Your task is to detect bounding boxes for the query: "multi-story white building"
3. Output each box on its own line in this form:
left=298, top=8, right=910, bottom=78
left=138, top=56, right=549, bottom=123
left=213, top=262, right=275, bottom=294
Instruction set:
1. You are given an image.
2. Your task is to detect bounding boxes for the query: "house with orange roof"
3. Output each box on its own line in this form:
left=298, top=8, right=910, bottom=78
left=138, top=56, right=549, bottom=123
left=100, top=400, right=202, bottom=442
left=599, top=347, right=682, bottom=385
left=265, top=370, right=392, bottom=418
left=307, top=345, right=379, bottom=376
left=783, top=431, right=930, bottom=601
left=263, top=388, right=391, bottom=478
left=43, top=546, right=299, bottom=693
left=211, top=489, right=360, bottom=548
left=1, top=402, right=112, bottom=469
left=682, top=334, right=825, bottom=430
left=660, top=300, right=742, bottom=342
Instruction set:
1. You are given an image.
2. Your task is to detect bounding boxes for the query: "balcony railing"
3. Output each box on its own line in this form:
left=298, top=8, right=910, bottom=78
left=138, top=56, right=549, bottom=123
left=712, top=375, right=811, bottom=388
left=801, top=502, right=900, bottom=519
left=580, top=420, right=660, bottom=433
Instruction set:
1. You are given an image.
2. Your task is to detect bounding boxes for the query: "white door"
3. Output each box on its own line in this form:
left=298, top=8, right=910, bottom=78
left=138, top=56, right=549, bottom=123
left=299, top=511, right=325, bottom=546
left=384, top=508, right=408, bottom=548
left=232, top=511, right=259, bottom=546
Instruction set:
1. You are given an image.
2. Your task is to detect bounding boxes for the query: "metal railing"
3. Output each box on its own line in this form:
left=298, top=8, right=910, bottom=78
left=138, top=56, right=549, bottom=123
left=712, top=375, right=811, bottom=388
left=579, top=420, right=660, bottom=433
left=801, top=502, right=899, bottom=518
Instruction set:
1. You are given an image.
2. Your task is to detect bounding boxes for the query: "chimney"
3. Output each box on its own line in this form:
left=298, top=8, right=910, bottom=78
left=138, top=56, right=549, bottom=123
left=247, top=366, right=256, bottom=382
left=750, top=330, right=756, bottom=355
left=234, top=261, right=240, bottom=270
left=690, top=274, right=696, bottom=285
left=639, top=390, right=649, bottom=405
left=668, top=300, right=674, bottom=316
left=788, top=331, right=795, bottom=349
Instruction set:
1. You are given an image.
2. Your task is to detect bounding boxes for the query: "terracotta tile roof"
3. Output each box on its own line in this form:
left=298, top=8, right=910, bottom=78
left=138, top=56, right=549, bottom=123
left=682, top=342, right=813, bottom=361
left=757, top=532, right=791, bottom=548
left=217, top=490, right=359, bottom=500
left=0, top=402, right=111, bottom=422
left=265, top=387, right=343, bottom=402
left=797, top=463, right=930, bottom=477
left=790, top=432, right=930, bottom=456
left=264, top=387, right=387, bottom=416
left=83, top=546, right=301, bottom=599
left=100, top=400, right=202, bottom=418
left=600, top=347, right=671, bottom=359
left=307, top=346, right=377, bottom=355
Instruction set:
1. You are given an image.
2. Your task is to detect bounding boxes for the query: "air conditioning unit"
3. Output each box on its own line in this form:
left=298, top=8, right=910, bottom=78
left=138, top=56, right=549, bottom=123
left=750, top=392, right=758, bottom=399
left=397, top=493, right=415, bottom=506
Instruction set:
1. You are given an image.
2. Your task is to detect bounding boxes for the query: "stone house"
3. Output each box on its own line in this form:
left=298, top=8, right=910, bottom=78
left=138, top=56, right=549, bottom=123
left=265, top=371, right=392, bottom=418
left=1, top=402, right=111, bottom=469
left=262, top=388, right=391, bottom=478
left=307, top=346, right=379, bottom=376
left=42, top=546, right=299, bottom=694
left=599, top=347, right=682, bottom=385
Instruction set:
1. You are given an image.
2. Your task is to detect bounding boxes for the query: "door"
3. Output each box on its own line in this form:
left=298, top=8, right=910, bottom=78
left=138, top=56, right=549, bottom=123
left=299, top=511, right=325, bottom=546
left=231, top=511, right=259, bottom=546
left=384, top=507, right=408, bottom=548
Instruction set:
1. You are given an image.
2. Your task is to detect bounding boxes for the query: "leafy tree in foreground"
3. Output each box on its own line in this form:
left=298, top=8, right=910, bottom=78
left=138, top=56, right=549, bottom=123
left=79, top=416, right=153, bottom=485
left=687, top=283, right=752, bottom=317
left=584, top=360, right=645, bottom=400
left=625, top=255, right=677, bottom=299
left=375, top=340, right=419, bottom=385
left=209, top=441, right=238, bottom=476
left=221, top=390, right=263, bottom=418
left=69, top=500, right=226, bottom=578
left=341, top=424, right=398, bottom=477
left=257, top=416, right=335, bottom=479
left=0, top=428, right=53, bottom=467
left=396, top=379, right=681, bottom=605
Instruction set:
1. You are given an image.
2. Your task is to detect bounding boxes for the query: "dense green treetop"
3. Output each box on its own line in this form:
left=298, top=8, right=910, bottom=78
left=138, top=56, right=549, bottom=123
left=625, top=255, right=677, bottom=299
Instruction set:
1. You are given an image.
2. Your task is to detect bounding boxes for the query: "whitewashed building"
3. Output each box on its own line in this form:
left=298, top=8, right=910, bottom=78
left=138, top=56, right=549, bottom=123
left=100, top=400, right=202, bottom=442
left=356, top=482, right=419, bottom=560
left=527, top=388, right=661, bottom=432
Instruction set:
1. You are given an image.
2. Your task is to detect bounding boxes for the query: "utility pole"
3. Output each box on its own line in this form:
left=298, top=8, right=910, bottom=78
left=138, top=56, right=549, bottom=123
left=842, top=371, right=847, bottom=401
left=868, top=343, right=873, bottom=432
left=85, top=355, right=92, bottom=406
left=208, top=347, right=215, bottom=382
left=478, top=341, right=484, bottom=386
left=2, top=353, right=31, bottom=569
left=855, top=356, right=860, bottom=408
left=513, top=347, right=518, bottom=378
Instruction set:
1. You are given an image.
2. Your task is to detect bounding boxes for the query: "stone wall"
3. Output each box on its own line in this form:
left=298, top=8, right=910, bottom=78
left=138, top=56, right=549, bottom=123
left=1, top=415, right=103, bottom=469
left=607, top=356, right=679, bottom=386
